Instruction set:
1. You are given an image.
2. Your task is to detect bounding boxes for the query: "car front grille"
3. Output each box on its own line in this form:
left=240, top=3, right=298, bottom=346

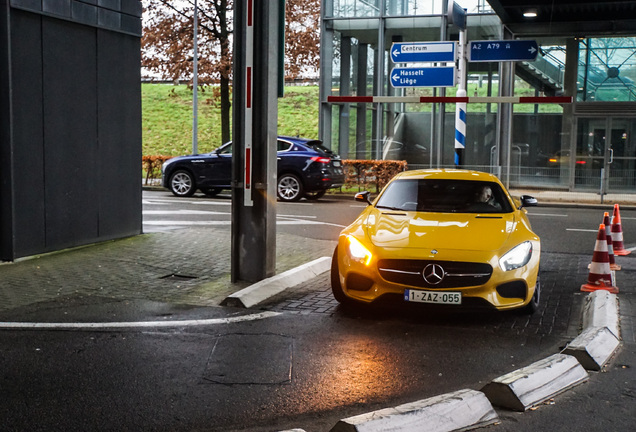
left=377, top=259, right=492, bottom=289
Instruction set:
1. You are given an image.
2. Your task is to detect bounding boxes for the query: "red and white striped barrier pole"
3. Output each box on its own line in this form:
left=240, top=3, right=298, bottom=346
left=327, top=96, right=573, bottom=104
left=243, top=0, right=254, bottom=207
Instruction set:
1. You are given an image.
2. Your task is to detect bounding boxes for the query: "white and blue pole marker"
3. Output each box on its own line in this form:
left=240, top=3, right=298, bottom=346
left=454, top=24, right=467, bottom=167
left=455, top=89, right=466, bottom=167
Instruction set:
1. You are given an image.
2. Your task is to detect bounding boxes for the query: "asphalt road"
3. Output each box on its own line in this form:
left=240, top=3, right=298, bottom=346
left=142, top=189, right=636, bottom=253
left=0, top=190, right=633, bottom=432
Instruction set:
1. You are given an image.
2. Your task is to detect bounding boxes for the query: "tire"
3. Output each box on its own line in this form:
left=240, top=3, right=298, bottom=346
left=331, top=247, right=349, bottom=304
left=202, top=188, right=222, bottom=197
left=169, top=170, right=196, bottom=197
left=277, top=173, right=304, bottom=202
left=304, top=190, right=326, bottom=200
left=521, top=276, right=541, bottom=315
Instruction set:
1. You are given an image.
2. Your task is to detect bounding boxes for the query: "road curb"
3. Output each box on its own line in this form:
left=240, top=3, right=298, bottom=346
left=329, top=389, right=498, bottom=432
left=561, top=290, right=621, bottom=371
left=221, top=257, right=331, bottom=308
left=581, top=290, right=620, bottom=338
left=562, top=326, right=621, bottom=371
left=481, top=353, right=589, bottom=411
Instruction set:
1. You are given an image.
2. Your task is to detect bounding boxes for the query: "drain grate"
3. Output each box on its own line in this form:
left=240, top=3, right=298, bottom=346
left=159, top=273, right=198, bottom=281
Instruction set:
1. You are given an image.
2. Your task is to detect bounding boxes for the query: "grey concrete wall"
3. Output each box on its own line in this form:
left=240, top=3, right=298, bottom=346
left=0, top=0, right=142, bottom=260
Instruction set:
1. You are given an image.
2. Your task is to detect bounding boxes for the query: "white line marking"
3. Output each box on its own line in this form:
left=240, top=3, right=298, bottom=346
left=278, top=214, right=317, bottom=219
left=0, top=311, right=281, bottom=330
left=143, top=210, right=229, bottom=215
left=144, top=199, right=231, bottom=206
left=626, top=246, right=636, bottom=252
left=566, top=228, right=598, bottom=233
left=144, top=220, right=231, bottom=226
left=276, top=220, right=346, bottom=227
left=144, top=220, right=345, bottom=227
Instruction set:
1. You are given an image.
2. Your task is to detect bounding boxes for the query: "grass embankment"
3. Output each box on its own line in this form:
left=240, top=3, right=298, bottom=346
left=142, top=83, right=320, bottom=156
left=142, top=82, right=561, bottom=157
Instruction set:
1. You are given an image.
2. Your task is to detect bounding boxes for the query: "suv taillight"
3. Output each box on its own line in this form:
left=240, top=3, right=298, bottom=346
left=311, top=156, right=331, bottom=164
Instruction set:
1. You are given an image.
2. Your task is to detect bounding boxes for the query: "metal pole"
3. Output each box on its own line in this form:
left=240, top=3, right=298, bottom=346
left=192, top=0, right=199, bottom=155
left=374, top=0, right=387, bottom=160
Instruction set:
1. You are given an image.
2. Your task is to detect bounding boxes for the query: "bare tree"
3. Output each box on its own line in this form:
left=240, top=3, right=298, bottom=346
left=142, top=0, right=233, bottom=143
left=142, top=0, right=321, bottom=143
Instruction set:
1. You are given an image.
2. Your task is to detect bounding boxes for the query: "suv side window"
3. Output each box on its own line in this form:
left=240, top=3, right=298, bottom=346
left=277, top=140, right=293, bottom=152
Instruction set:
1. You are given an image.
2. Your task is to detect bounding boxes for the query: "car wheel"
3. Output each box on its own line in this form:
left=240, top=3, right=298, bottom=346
left=305, top=190, right=326, bottom=200
left=277, top=174, right=304, bottom=202
left=521, top=276, right=541, bottom=315
left=331, top=247, right=351, bottom=305
left=169, top=170, right=196, bottom=197
left=202, top=188, right=222, bottom=197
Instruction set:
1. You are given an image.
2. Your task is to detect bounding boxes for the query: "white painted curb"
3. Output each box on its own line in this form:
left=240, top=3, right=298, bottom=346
left=562, top=326, right=621, bottom=371
left=222, top=257, right=331, bottom=308
left=329, top=389, right=498, bottom=432
left=582, top=290, right=620, bottom=339
left=481, top=353, right=588, bottom=411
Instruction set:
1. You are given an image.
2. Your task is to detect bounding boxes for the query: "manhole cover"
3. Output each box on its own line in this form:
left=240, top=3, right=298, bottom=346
left=203, top=333, right=293, bottom=384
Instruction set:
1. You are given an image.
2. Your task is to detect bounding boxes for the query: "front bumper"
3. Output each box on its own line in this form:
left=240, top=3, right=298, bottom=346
left=335, top=239, right=540, bottom=311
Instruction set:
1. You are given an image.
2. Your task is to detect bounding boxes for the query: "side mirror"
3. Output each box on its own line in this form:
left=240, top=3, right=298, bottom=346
left=355, top=191, right=372, bottom=205
left=519, top=195, right=538, bottom=208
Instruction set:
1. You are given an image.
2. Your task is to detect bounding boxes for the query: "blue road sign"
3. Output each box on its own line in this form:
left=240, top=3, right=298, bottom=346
left=468, top=40, right=539, bottom=62
left=390, top=66, right=456, bottom=88
left=391, top=42, right=456, bottom=63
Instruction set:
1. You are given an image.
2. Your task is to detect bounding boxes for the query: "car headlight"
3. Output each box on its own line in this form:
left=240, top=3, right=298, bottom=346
left=347, top=235, right=372, bottom=266
left=499, top=241, right=532, bottom=271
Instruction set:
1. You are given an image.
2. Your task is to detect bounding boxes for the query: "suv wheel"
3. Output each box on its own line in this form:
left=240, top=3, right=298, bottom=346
left=277, top=174, right=303, bottom=202
left=169, top=170, right=196, bottom=197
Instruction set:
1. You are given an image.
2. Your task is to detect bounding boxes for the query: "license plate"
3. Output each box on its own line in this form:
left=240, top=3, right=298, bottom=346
left=333, top=160, right=341, bottom=167
left=404, top=289, right=462, bottom=305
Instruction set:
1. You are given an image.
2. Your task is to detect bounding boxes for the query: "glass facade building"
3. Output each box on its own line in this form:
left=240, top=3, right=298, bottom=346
left=319, top=1, right=636, bottom=192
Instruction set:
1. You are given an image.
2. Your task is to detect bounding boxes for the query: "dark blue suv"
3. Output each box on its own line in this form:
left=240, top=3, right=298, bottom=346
left=162, top=136, right=345, bottom=201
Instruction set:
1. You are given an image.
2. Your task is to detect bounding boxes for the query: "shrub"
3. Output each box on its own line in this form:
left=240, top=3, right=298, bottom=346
left=343, top=160, right=407, bottom=193
left=142, top=155, right=172, bottom=185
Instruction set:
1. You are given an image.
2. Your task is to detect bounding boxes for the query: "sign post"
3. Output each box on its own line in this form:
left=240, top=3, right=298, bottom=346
left=469, top=40, right=539, bottom=62
left=449, top=1, right=467, bottom=167
left=390, top=66, right=456, bottom=88
left=390, top=41, right=456, bottom=63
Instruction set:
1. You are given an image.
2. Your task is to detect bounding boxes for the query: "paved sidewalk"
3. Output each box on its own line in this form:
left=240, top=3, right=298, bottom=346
left=0, top=227, right=335, bottom=315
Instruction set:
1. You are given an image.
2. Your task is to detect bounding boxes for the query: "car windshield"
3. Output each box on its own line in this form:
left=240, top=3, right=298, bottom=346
left=375, top=179, right=513, bottom=213
left=215, top=143, right=232, bottom=155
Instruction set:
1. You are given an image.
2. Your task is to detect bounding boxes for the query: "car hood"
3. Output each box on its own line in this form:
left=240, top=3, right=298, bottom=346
left=363, top=210, right=518, bottom=251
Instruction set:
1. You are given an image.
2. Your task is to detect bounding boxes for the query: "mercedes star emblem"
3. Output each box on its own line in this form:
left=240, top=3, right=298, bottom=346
left=422, top=263, right=445, bottom=285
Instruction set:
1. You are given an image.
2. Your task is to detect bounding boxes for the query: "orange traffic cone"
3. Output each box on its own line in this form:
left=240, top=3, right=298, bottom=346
left=611, top=204, right=631, bottom=256
left=604, top=212, right=621, bottom=271
left=581, top=223, right=618, bottom=294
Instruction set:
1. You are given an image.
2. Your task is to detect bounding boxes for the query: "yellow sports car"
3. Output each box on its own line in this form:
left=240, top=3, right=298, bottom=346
left=331, top=169, right=541, bottom=313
